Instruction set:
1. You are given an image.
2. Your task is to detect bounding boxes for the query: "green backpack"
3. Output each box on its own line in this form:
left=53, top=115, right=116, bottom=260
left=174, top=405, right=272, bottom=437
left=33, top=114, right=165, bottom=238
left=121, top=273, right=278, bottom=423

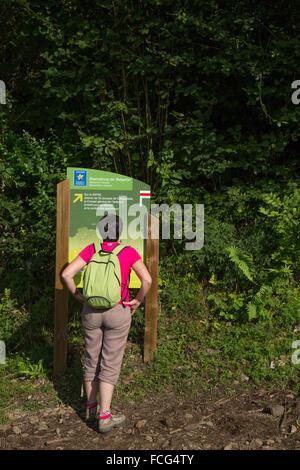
left=83, top=244, right=128, bottom=309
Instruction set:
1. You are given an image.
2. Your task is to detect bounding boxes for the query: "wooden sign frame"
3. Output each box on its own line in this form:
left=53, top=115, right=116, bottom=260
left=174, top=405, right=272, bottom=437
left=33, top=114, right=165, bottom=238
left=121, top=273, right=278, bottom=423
left=143, top=213, right=159, bottom=363
left=53, top=179, right=159, bottom=375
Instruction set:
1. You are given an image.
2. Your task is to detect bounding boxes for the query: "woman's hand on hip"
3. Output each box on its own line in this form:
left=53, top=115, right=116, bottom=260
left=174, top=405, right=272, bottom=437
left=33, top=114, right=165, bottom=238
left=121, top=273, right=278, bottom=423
left=73, top=289, right=85, bottom=304
left=123, top=299, right=141, bottom=315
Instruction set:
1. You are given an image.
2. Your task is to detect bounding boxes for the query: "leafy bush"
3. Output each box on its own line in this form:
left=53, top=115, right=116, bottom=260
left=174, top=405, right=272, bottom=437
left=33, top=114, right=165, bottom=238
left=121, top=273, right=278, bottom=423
left=206, top=185, right=300, bottom=322
left=259, top=185, right=300, bottom=273
left=14, top=356, right=45, bottom=379
left=0, top=131, right=68, bottom=304
left=188, top=216, right=239, bottom=281
left=159, top=254, right=207, bottom=319
left=0, top=289, right=28, bottom=349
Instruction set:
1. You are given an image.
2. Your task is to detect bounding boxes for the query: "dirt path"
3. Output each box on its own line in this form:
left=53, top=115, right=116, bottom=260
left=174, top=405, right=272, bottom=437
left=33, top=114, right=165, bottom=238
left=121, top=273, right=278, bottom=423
left=1, top=386, right=300, bottom=450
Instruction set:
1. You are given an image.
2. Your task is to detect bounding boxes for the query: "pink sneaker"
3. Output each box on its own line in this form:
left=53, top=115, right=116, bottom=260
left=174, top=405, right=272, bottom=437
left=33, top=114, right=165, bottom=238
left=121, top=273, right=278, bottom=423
left=97, top=411, right=126, bottom=433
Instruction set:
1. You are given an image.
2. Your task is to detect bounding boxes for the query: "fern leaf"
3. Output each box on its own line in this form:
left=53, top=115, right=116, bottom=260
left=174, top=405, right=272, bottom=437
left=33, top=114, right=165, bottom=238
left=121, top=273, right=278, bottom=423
left=247, top=303, right=257, bottom=320
left=226, top=246, right=254, bottom=282
left=252, top=285, right=273, bottom=306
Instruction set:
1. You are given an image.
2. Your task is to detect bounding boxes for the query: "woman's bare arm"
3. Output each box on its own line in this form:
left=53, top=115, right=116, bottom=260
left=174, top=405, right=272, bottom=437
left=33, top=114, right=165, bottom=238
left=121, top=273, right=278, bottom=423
left=61, top=255, right=87, bottom=303
left=123, top=259, right=152, bottom=314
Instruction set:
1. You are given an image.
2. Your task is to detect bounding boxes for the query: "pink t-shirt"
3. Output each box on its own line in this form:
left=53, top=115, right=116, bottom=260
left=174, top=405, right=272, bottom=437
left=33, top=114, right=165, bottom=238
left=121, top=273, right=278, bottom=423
left=79, top=242, right=141, bottom=303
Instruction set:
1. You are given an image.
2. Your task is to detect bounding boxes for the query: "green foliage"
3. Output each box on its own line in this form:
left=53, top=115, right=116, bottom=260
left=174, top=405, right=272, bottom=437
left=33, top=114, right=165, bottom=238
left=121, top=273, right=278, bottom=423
left=246, top=285, right=274, bottom=321
left=0, top=0, right=300, bottom=407
left=189, top=216, right=238, bottom=279
left=206, top=184, right=300, bottom=322
left=219, top=246, right=274, bottom=321
left=120, top=262, right=300, bottom=399
left=225, top=246, right=254, bottom=283
left=14, top=357, right=45, bottom=379
left=207, top=291, right=246, bottom=321
left=1, top=0, right=300, bottom=189
left=259, top=186, right=300, bottom=272
left=0, top=131, right=68, bottom=303
left=158, top=254, right=206, bottom=318
left=0, top=289, right=28, bottom=348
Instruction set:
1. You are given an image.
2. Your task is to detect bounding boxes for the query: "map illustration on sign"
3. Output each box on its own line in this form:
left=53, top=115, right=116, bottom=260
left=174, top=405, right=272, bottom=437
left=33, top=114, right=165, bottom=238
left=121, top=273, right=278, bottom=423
left=67, top=168, right=151, bottom=288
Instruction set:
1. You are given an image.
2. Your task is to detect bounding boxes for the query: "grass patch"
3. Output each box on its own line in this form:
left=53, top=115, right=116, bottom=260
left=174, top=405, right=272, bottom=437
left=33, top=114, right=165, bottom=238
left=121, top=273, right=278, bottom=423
left=0, top=356, right=59, bottom=423
left=116, top=301, right=300, bottom=402
left=1, top=276, right=300, bottom=421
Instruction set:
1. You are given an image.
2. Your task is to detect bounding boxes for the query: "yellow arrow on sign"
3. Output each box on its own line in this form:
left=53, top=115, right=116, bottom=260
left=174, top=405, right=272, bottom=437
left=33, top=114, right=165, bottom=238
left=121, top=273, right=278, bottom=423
left=73, top=193, right=83, bottom=203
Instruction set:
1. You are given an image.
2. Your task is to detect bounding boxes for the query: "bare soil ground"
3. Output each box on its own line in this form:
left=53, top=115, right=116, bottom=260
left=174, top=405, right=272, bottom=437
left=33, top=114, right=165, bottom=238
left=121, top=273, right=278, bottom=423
left=1, top=386, right=300, bottom=450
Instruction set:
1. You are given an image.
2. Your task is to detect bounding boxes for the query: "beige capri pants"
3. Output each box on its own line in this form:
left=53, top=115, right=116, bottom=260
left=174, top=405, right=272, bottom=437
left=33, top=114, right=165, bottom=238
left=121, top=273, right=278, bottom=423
left=81, top=303, right=132, bottom=385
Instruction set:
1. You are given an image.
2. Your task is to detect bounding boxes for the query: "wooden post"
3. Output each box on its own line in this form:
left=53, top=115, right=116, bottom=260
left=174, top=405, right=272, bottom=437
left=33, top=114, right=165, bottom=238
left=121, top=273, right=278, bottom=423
left=144, top=213, right=159, bottom=363
left=54, top=179, right=70, bottom=375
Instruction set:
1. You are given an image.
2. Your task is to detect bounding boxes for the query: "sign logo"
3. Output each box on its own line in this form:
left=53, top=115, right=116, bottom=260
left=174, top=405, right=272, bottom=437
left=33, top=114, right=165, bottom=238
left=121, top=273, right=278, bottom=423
left=139, top=189, right=151, bottom=206
left=74, top=170, right=87, bottom=187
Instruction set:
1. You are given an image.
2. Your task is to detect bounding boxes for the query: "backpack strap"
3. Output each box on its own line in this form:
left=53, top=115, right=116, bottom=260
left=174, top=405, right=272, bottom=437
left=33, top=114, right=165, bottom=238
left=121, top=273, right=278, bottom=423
left=111, top=244, right=130, bottom=256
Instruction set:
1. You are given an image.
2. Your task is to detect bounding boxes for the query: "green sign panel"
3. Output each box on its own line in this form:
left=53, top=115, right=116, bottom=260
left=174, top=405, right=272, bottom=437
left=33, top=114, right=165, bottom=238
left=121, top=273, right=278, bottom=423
left=67, top=167, right=151, bottom=288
